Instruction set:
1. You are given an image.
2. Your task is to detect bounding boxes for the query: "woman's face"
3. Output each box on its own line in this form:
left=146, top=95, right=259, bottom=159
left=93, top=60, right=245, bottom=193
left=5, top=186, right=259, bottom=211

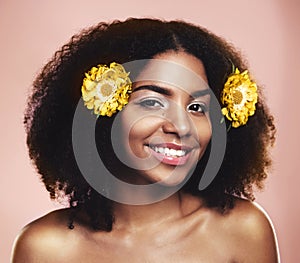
left=117, top=51, right=212, bottom=186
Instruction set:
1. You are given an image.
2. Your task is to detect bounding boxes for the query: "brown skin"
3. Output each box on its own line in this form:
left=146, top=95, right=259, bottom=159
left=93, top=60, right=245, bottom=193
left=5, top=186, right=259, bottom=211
left=12, top=193, right=278, bottom=263
left=118, top=52, right=211, bottom=187
left=12, top=52, right=279, bottom=262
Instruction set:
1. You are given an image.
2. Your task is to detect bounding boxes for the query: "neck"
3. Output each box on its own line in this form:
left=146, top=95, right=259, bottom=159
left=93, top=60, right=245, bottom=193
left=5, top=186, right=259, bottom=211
left=111, top=191, right=204, bottom=231
left=112, top=192, right=184, bottom=231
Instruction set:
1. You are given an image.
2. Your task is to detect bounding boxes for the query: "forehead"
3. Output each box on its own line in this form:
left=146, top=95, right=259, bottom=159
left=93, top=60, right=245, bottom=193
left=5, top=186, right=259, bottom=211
left=131, top=52, right=209, bottom=94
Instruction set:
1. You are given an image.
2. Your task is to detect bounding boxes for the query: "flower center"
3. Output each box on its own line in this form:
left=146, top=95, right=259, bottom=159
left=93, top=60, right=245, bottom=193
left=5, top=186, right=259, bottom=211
left=100, top=83, right=113, bottom=97
left=233, top=89, right=243, bottom=105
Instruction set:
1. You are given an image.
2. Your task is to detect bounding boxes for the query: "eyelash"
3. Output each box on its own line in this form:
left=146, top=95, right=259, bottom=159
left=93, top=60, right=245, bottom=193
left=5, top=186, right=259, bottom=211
left=137, top=98, right=208, bottom=114
left=186, top=102, right=208, bottom=114
left=138, top=98, right=165, bottom=109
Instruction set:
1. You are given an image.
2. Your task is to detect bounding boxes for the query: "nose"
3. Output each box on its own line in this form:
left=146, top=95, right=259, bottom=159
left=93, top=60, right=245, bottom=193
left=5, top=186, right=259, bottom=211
left=162, top=103, right=192, bottom=137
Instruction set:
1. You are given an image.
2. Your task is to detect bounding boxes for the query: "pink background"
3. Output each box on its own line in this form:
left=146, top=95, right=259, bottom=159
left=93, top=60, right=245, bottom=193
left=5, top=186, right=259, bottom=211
left=1, top=0, right=299, bottom=261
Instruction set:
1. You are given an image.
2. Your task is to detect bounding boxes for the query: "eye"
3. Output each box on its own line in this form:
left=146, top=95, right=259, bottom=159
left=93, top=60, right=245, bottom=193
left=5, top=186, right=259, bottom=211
left=187, top=102, right=207, bottom=114
left=139, top=98, right=165, bottom=109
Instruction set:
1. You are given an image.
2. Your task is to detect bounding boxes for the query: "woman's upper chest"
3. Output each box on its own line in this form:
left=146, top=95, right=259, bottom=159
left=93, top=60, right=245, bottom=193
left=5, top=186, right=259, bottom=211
left=72, top=219, right=238, bottom=263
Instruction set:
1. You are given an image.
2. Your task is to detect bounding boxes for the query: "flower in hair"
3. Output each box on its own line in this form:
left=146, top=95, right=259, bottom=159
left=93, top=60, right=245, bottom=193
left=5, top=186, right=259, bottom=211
left=221, top=68, right=258, bottom=128
left=81, top=62, right=132, bottom=117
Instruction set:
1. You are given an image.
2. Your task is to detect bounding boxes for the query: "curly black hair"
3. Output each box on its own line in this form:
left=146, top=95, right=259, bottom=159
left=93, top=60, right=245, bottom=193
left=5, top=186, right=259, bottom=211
left=24, top=18, right=275, bottom=231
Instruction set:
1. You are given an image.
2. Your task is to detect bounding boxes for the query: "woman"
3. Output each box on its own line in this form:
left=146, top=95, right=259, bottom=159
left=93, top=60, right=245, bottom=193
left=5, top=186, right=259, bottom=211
left=12, top=18, right=279, bottom=262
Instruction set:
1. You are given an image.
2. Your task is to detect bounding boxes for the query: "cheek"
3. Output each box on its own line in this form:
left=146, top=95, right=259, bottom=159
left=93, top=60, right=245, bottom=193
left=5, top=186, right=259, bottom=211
left=121, top=113, right=162, bottom=156
left=128, top=117, right=161, bottom=143
left=195, top=118, right=212, bottom=146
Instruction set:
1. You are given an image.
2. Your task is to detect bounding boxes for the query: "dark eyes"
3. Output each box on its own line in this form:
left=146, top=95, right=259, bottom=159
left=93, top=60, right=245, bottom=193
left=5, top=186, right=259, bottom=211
left=187, top=102, right=207, bottom=114
left=138, top=99, right=207, bottom=114
left=139, top=99, right=164, bottom=109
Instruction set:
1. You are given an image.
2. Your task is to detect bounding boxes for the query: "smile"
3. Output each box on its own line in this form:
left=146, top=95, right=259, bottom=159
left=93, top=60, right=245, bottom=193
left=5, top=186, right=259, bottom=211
left=150, top=146, right=187, bottom=157
left=147, top=143, right=193, bottom=166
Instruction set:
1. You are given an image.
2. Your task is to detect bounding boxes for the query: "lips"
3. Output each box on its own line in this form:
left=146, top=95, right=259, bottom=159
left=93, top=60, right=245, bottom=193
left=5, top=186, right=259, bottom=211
left=147, top=143, right=193, bottom=166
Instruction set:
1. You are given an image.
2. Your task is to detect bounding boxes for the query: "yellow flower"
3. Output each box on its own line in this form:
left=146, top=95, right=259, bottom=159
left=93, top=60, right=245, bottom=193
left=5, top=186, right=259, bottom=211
left=221, top=68, right=258, bottom=128
left=81, top=62, right=132, bottom=116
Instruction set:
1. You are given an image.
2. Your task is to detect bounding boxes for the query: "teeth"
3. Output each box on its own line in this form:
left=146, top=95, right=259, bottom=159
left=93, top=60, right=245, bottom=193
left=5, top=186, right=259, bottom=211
left=170, top=149, right=176, bottom=156
left=152, top=146, right=187, bottom=157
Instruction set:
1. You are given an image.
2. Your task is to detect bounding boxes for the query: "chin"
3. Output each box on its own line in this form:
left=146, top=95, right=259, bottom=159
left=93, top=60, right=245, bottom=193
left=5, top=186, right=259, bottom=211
left=141, top=164, right=194, bottom=187
left=160, top=172, right=192, bottom=187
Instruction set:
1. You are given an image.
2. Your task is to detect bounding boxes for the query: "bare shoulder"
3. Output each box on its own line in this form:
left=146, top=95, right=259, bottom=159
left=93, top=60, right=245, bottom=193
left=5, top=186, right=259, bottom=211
left=11, top=208, right=80, bottom=263
left=224, top=197, right=280, bottom=262
left=227, top=198, right=276, bottom=239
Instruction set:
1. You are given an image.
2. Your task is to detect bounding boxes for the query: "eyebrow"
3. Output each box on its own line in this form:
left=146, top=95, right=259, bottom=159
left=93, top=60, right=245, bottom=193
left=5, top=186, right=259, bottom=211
left=191, top=89, right=211, bottom=98
left=132, top=85, right=172, bottom=96
left=132, top=85, right=211, bottom=98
